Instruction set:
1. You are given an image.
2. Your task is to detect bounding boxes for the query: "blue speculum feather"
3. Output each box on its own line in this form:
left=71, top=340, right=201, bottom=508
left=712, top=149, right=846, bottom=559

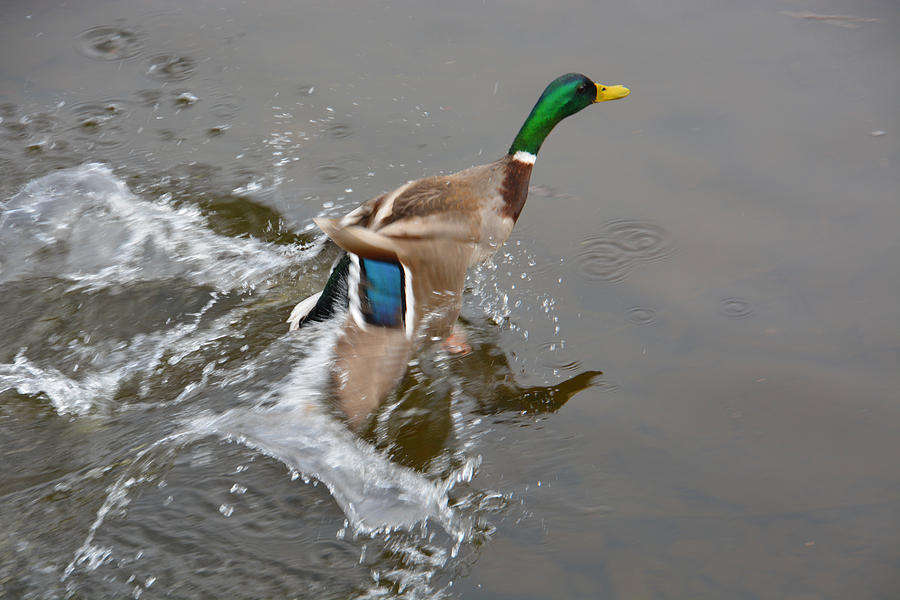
left=360, top=257, right=404, bottom=327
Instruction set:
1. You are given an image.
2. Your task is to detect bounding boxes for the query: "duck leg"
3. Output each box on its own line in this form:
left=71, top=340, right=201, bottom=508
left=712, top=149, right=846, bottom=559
left=441, top=323, right=471, bottom=355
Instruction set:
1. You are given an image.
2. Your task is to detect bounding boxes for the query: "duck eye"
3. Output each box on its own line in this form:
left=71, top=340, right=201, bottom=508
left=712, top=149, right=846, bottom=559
left=577, top=82, right=590, bottom=94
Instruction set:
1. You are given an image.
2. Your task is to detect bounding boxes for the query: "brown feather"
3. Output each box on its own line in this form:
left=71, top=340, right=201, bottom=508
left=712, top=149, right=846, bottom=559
left=499, top=158, right=534, bottom=221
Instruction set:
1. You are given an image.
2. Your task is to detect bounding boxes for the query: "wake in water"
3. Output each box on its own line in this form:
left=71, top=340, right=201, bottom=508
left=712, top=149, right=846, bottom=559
left=2, top=165, right=598, bottom=598
left=1, top=165, right=489, bottom=596
left=0, top=163, right=297, bottom=290
left=0, top=163, right=306, bottom=414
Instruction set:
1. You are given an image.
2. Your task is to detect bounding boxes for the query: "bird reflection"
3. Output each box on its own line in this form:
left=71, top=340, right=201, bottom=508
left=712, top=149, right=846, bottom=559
left=360, top=324, right=603, bottom=471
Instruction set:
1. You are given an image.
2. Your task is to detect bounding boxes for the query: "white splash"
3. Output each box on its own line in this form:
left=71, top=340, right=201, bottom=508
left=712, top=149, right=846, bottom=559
left=4, top=165, right=482, bottom=586
left=0, top=289, right=235, bottom=416
left=0, top=349, right=118, bottom=416
left=0, top=163, right=302, bottom=291
left=187, top=319, right=473, bottom=539
left=0, top=164, right=316, bottom=415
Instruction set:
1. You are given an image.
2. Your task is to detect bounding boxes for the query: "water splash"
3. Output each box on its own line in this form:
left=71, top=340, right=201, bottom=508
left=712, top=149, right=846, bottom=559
left=0, top=164, right=313, bottom=415
left=0, top=163, right=302, bottom=291
left=3, top=166, right=504, bottom=597
left=0, top=290, right=233, bottom=416
left=59, top=323, right=481, bottom=595
left=186, top=319, right=474, bottom=541
left=0, top=349, right=120, bottom=416
left=62, top=433, right=188, bottom=581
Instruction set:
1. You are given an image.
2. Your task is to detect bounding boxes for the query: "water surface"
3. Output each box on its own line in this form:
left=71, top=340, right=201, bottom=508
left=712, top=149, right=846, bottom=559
left=1, top=0, right=898, bottom=598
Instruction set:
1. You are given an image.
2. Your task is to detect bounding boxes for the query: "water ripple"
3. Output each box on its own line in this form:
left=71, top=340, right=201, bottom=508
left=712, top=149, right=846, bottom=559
left=604, top=220, right=672, bottom=261
left=72, top=100, right=127, bottom=131
left=2, top=119, right=28, bottom=141
left=134, top=89, right=162, bottom=107
left=627, top=306, right=658, bottom=325
left=576, top=238, right=635, bottom=282
left=0, top=153, right=19, bottom=184
left=719, top=297, right=754, bottom=318
left=314, top=164, right=347, bottom=183
left=77, top=26, right=144, bottom=61
left=210, top=101, right=240, bottom=120
left=537, top=341, right=582, bottom=372
left=25, top=112, right=59, bottom=134
left=325, top=123, right=352, bottom=139
left=0, top=102, right=17, bottom=120
left=578, top=219, right=674, bottom=282
left=146, top=54, right=197, bottom=81
left=71, top=101, right=130, bottom=149
left=3, top=112, right=60, bottom=142
left=313, top=157, right=366, bottom=184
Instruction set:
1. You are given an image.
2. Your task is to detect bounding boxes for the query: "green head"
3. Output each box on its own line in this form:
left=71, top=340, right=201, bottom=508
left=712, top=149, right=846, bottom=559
left=508, top=73, right=629, bottom=157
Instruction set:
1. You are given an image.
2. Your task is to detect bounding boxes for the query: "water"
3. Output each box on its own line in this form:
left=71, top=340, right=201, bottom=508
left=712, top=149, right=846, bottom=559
left=2, top=0, right=899, bottom=598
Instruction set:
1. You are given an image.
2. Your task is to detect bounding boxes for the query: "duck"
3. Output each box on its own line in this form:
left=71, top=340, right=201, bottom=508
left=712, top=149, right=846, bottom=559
left=289, top=73, right=629, bottom=429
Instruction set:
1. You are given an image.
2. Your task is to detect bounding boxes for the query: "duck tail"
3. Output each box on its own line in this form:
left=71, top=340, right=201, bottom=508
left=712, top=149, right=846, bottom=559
left=287, top=252, right=351, bottom=330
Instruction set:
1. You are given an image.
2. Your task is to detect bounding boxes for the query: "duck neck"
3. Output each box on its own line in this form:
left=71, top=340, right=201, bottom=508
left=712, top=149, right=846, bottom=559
left=508, top=101, right=565, bottom=157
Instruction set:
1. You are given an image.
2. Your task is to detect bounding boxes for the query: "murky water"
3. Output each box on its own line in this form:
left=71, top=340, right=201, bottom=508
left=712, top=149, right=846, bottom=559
left=1, top=0, right=898, bottom=598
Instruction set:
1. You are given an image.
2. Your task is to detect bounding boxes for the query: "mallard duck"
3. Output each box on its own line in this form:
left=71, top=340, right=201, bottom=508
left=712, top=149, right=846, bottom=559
left=290, top=73, right=629, bottom=429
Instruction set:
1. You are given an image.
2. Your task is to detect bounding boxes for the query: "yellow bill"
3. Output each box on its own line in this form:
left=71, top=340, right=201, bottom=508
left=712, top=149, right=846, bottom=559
left=594, top=83, right=630, bottom=103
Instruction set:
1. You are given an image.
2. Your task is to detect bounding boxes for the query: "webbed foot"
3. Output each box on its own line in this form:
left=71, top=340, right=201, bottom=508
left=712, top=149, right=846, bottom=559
left=442, top=324, right=471, bottom=355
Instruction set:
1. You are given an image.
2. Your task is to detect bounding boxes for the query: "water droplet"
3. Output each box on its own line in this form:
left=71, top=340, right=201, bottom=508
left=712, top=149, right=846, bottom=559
left=386, top=113, right=409, bottom=129
left=206, top=125, right=229, bottom=137
left=173, top=91, right=199, bottom=107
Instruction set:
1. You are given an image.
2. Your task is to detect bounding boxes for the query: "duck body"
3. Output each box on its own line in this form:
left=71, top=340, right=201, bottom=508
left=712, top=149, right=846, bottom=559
left=290, top=73, right=629, bottom=429
left=325, top=153, right=533, bottom=267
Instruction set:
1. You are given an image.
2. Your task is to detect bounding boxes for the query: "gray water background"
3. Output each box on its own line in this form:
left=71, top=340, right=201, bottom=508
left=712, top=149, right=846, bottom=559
left=1, top=0, right=898, bottom=598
